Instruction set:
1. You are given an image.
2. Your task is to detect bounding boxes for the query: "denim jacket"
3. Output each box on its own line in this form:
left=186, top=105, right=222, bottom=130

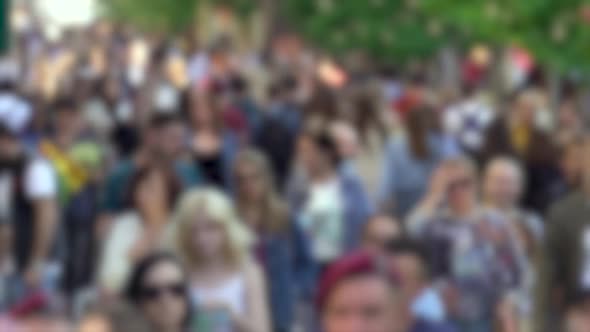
left=257, top=220, right=315, bottom=331
left=287, top=169, right=374, bottom=253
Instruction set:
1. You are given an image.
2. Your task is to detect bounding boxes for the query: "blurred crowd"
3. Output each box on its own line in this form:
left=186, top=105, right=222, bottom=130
left=0, top=12, right=590, bottom=332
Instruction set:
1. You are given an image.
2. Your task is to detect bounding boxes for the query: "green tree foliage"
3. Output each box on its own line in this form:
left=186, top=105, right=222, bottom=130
left=281, top=0, right=446, bottom=63
left=422, top=0, right=590, bottom=72
left=101, top=0, right=255, bottom=33
left=101, top=0, right=200, bottom=33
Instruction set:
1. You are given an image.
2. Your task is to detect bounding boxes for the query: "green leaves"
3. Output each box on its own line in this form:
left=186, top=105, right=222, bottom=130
left=101, top=0, right=200, bottom=33
left=102, top=0, right=590, bottom=72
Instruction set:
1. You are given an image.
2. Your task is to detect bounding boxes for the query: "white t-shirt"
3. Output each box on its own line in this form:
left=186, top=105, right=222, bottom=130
left=0, top=158, right=56, bottom=225
left=24, top=159, right=57, bottom=199
left=300, top=177, right=344, bottom=262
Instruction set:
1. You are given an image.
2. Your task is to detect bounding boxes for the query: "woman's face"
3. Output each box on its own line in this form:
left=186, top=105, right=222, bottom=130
left=139, top=260, right=188, bottom=331
left=191, top=211, right=227, bottom=260
left=235, top=161, right=266, bottom=202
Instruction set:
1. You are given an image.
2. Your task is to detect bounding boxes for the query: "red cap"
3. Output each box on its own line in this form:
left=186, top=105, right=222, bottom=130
left=316, top=251, right=399, bottom=312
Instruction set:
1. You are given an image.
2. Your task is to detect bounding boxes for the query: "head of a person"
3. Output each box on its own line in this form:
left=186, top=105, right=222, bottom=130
left=565, top=291, right=590, bottom=332
left=297, top=131, right=340, bottom=178
left=188, top=91, right=222, bottom=131
left=329, top=121, right=361, bottom=160
left=362, top=215, right=402, bottom=256
left=385, top=238, right=431, bottom=300
left=233, top=149, right=289, bottom=233
left=173, top=188, right=252, bottom=269
left=581, top=136, right=590, bottom=192
left=0, top=123, right=22, bottom=163
left=483, top=156, right=524, bottom=210
left=510, top=89, right=537, bottom=128
left=125, top=253, right=190, bottom=332
left=444, top=157, right=479, bottom=213
left=405, top=107, right=438, bottom=160
left=125, top=165, right=181, bottom=221
left=143, top=114, right=186, bottom=159
left=304, top=85, right=339, bottom=121
left=558, top=97, right=580, bottom=129
left=318, top=252, right=401, bottom=332
left=52, top=97, right=83, bottom=138
left=560, top=135, right=585, bottom=188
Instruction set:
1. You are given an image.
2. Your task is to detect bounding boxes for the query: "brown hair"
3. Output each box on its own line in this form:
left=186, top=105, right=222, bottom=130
left=124, top=165, right=182, bottom=212
left=233, top=149, right=290, bottom=233
left=188, top=90, right=224, bottom=131
left=405, top=107, right=437, bottom=160
left=351, top=94, right=387, bottom=145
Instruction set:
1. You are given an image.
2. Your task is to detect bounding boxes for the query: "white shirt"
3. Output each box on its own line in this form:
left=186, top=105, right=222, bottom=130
left=192, top=273, right=247, bottom=316
left=300, top=177, right=344, bottom=262
left=0, top=159, right=57, bottom=215
left=24, top=159, right=57, bottom=199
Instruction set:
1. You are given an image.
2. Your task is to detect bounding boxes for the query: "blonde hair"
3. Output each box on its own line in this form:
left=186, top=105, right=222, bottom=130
left=233, top=149, right=290, bottom=233
left=169, top=188, right=253, bottom=269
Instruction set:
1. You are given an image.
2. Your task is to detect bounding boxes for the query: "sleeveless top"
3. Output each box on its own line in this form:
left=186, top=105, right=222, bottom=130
left=191, top=273, right=247, bottom=316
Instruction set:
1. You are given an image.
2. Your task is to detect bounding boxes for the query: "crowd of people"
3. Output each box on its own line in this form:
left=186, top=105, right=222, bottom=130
left=0, top=15, right=589, bottom=332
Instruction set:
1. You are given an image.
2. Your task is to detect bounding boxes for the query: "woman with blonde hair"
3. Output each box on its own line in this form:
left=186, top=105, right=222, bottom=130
left=169, top=188, right=270, bottom=332
left=233, top=149, right=314, bottom=332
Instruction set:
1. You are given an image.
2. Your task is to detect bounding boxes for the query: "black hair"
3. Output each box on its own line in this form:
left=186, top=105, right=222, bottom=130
left=565, top=289, right=590, bottom=311
left=52, top=97, right=79, bottom=114
left=386, top=237, right=431, bottom=279
left=0, top=122, right=16, bottom=139
left=124, top=252, right=192, bottom=327
left=147, top=113, right=183, bottom=130
left=406, top=107, right=437, bottom=160
left=303, top=131, right=341, bottom=168
left=124, top=164, right=182, bottom=211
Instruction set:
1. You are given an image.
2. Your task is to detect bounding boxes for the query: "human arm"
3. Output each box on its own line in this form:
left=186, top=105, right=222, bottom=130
left=406, top=163, right=449, bottom=236
left=24, top=160, right=58, bottom=287
left=235, top=263, right=271, bottom=332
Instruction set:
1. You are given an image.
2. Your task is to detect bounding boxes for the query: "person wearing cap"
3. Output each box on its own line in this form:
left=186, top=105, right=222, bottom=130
left=318, top=252, right=456, bottom=332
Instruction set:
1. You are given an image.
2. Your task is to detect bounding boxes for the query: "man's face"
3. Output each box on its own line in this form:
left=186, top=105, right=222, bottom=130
left=483, top=161, right=522, bottom=208
left=323, top=275, right=396, bottom=332
left=582, top=142, right=590, bottom=188
left=55, top=109, right=83, bottom=138
left=159, top=122, right=185, bottom=159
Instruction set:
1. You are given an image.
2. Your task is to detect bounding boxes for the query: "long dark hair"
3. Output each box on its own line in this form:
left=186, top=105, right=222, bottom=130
left=351, top=94, right=387, bottom=146
left=304, top=84, right=340, bottom=123
left=124, top=164, right=182, bottom=212
left=405, top=107, right=437, bottom=160
left=125, top=252, right=192, bottom=328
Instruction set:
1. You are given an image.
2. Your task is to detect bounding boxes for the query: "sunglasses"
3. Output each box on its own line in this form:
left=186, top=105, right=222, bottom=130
left=140, top=282, right=185, bottom=301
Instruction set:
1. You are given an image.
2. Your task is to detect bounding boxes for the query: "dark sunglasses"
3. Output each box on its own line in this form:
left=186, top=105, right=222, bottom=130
left=140, top=282, right=185, bottom=301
